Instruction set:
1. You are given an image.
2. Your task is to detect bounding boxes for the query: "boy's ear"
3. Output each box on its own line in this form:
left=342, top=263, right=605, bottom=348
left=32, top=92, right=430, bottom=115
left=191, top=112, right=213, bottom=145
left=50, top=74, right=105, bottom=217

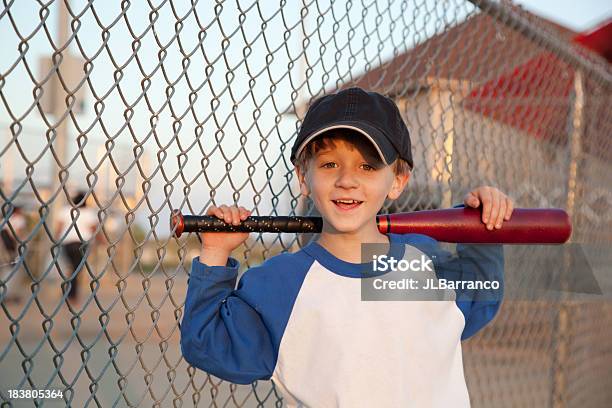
left=296, top=166, right=310, bottom=197
left=387, top=172, right=410, bottom=200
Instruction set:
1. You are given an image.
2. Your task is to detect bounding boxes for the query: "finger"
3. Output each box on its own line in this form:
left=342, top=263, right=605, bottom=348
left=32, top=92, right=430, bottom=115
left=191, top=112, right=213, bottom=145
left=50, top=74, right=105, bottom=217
left=487, top=193, right=500, bottom=230
left=464, top=192, right=480, bottom=208
left=504, top=198, right=514, bottom=220
left=218, top=205, right=231, bottom=221
left=495, top=197, right=507, bottom=229
left=238, top=206, right=250, bottom=220
left=481, top=189, right=493, bottom=227
left=208, top=205, right=226, bottom=220
left=229, top=206, right=241, bottom=225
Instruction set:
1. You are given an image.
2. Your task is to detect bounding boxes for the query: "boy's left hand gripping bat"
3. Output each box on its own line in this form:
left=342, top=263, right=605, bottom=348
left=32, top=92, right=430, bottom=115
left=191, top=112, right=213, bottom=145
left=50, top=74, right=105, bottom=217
left=170, top=208, right=571, bottom=244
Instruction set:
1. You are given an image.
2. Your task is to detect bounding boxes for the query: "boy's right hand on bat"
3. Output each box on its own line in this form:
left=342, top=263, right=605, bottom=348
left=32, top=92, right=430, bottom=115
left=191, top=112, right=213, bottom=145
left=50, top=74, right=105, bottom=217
left=199, top=205, right=251, bottom=266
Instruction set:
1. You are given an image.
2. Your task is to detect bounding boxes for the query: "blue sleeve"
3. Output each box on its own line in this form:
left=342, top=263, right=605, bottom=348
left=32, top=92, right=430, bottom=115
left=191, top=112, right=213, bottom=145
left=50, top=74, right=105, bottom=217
left=180, top=257, right=275, bottom=384
left=443, top=202, right=504, bottom=339
left=180, top=252, right=313, bottom=384
left=449, top=243, right=504, bottom=340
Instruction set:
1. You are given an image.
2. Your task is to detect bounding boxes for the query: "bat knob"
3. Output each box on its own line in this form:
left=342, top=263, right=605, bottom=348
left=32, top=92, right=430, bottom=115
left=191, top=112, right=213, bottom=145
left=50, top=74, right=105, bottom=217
left=171, top=209, right=184, bottom=238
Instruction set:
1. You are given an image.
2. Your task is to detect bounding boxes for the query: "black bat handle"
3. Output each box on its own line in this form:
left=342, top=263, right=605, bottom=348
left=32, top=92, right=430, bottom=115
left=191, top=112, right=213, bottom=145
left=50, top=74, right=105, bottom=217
left=171, top=210, right=323, bottom=237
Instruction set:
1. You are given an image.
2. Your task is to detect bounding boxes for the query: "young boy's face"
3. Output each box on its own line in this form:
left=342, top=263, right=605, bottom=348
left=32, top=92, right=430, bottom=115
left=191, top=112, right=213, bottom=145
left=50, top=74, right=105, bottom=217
left=297, top=134, right=409, bottom=237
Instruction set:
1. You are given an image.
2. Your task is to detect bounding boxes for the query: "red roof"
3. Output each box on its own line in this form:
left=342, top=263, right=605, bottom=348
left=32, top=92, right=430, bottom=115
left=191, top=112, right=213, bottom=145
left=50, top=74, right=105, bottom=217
left=574, top=19, right=612, bottom=63
left=463, top=52, right=574, bottom=144
left=463, top=17, right=611, bottom=145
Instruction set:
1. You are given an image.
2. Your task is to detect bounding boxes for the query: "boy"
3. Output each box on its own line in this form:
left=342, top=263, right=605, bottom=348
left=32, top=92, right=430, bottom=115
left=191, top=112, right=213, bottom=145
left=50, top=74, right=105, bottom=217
left=181, top=87, right=513, bottom=407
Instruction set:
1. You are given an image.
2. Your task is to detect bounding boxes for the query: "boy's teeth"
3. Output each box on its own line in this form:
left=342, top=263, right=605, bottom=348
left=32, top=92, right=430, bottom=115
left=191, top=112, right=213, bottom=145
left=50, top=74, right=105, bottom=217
left=334, top=199, right=361, bottom=204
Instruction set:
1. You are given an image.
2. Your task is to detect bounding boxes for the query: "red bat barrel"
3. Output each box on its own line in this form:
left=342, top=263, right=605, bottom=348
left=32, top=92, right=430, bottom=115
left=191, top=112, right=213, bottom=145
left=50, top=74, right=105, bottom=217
left=376, top=207, right=571, bottom=244
left=171, top=208, right=571, bottom=244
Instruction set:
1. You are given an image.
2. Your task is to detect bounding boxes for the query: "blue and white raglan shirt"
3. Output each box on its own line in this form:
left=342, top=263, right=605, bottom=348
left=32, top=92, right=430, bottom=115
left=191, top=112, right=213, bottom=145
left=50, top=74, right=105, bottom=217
left=180, top=232, right=503, bottom=407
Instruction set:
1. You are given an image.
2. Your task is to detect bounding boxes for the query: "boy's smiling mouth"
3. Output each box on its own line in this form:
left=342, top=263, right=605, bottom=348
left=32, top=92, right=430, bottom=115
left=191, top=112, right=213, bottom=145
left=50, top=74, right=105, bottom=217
left=332, top=199, right=364, bottom=211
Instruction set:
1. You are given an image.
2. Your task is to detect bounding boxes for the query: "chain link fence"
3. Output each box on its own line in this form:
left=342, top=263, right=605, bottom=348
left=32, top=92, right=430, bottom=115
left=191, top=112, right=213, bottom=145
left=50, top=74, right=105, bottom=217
left=1, top=0, right=611, bottom=406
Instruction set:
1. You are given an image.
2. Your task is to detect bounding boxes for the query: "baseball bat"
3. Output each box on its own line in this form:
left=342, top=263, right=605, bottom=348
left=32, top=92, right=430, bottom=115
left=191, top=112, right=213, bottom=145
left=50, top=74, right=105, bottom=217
left=170, top=208, right=571, bottom=244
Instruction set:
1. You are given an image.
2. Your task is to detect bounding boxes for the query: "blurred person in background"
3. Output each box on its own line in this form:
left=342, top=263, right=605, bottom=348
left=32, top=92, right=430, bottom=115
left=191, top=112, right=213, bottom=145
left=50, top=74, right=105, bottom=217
left=55, top=191, right=100, bottom=304
left=1, top=205, right=27, bottom=303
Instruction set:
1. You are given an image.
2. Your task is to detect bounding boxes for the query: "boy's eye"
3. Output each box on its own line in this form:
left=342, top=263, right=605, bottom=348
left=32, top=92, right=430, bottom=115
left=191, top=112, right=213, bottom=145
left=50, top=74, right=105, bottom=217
left=361, top=163, right=376, bottom=171
left=321, top=162, right=337, bottom=168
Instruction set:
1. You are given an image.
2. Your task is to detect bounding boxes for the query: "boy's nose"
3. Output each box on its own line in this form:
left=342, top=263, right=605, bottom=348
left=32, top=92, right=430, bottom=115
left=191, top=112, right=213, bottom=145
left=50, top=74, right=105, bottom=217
left=334, top=169, right=359, bottom=188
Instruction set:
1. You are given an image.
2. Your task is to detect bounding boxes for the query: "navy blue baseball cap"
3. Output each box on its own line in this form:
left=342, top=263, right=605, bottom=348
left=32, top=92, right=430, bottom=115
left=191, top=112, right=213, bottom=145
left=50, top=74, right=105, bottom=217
left=290, top=87, right=413, bottom=169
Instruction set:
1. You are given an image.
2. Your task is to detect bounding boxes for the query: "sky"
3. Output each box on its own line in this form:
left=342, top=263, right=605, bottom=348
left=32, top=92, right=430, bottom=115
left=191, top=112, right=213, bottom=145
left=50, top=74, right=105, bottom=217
left=1, top=0, right=610, bottom=239
left=515, top=0, right=611, bottom=31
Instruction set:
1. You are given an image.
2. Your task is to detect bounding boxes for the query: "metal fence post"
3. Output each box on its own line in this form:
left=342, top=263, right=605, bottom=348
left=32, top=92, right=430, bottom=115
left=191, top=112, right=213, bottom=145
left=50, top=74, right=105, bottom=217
left=552, top=69, right=584, bottom=408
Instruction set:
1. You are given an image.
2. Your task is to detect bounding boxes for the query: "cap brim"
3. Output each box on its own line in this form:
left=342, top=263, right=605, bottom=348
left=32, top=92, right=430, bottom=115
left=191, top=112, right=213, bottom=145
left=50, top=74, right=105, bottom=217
left=292, top=121, right=398, bottom=166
